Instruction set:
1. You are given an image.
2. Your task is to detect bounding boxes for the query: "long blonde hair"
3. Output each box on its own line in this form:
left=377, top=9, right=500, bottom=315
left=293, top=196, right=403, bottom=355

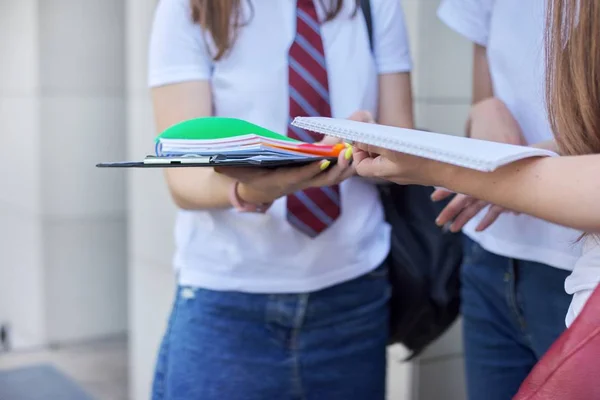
left=546, top=0, right=600, bottom=155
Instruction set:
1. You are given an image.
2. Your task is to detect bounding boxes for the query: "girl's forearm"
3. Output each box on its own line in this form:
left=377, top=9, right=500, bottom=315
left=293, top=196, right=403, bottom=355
left=165, top=168, right=233, bottom=210
left=434, top=155, right=599, bottom=233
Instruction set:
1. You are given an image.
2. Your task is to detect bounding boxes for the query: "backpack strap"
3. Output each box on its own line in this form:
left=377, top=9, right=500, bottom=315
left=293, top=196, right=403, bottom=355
left=360, top=0, right=374, bottom=52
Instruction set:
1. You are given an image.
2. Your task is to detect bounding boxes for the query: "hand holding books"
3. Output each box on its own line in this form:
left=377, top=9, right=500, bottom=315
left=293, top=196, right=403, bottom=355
left=217, top=110, right=375, bottom=204
left=216, top=138, right=354, bottom=204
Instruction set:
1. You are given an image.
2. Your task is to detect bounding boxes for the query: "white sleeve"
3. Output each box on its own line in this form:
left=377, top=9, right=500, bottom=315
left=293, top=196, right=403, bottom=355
left=565, top=290, right=594, bottom=327
left=371, top=0, right=412, bottom=74
left=437, top=0, right=495, bottom=46
left=564, top=242, right=600, bottom=326
left=147, top=0, right=212, bottom=88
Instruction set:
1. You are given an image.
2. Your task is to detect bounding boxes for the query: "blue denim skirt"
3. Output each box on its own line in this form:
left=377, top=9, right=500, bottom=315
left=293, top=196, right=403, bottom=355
left=152, top=264, right=390, bottom=400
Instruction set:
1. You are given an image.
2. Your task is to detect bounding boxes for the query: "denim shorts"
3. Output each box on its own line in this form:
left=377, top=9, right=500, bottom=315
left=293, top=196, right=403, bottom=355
left=152, top=264, right=391, bottom=400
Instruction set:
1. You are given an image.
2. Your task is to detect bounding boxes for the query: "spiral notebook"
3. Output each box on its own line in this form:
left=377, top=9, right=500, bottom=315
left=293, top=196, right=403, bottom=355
left=291, top=117, right=557, bottom=172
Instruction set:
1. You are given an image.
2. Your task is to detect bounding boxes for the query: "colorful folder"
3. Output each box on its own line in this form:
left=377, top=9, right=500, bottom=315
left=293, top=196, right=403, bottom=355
left=97, top=117, right=342, bottom=168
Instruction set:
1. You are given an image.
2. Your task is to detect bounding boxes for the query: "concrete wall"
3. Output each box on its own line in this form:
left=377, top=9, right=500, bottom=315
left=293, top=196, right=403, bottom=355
left=0, top=0, right=127, bottom=349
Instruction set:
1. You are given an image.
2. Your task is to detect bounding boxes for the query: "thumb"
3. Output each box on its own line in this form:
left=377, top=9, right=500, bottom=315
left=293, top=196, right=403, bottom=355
left=354, top=154, right=398, bottom=179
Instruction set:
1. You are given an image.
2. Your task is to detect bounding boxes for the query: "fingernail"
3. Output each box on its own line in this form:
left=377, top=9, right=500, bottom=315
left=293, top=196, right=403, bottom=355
left=344, top=147, right=353, bottom=160
left=435, top=218, right=441, bottom=226
left=320, top=160, right=331, bottom=171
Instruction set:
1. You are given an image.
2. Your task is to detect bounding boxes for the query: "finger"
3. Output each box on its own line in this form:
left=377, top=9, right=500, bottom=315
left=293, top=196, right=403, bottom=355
left=353, top=154, right=392, bottom=179
left=450, top=201, right=487, bottom=232
left=435, top=194, right=473, bottom=226
left=352, top=147, right=370, bottom=164
left=354, top=142, right=378, bottom=157
left=354, top=143, right=386, bottom=156
left=476, top=205, right=505, bottom=232
left=261, top=160, right=329, bottom=194
left=317, top=135, right=342, bottom=145
left=312, top=166, right=349, bottom=187
left=308, top=150, right=353, bottom=187
left=366, top=143, right=381, bottom=158
left=287, top=159, right=332, bottom=181
left=355, top=142, right=369, bottom=152
left=334, top=147, right=356, bottom=182
left=352, top=148, right=375, bottom=174
left=431, top=188, right=454, bottom=202
left=339, top=165, right=356, bottom=182
left=213, top=166, right=265, bottom=182
left=337, top=144, right=353, bottom=168
left=354, top=143, right=394, bottom=160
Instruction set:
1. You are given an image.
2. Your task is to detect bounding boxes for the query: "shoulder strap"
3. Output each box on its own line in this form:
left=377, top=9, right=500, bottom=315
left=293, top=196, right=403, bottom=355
left=360, top=0, right=374, bottom=52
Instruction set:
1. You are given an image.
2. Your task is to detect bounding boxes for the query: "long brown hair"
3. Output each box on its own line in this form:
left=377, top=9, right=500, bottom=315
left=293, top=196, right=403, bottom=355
left=545, top=0, right=600, bottom=155
left=190, top=0, right=358, bottom=61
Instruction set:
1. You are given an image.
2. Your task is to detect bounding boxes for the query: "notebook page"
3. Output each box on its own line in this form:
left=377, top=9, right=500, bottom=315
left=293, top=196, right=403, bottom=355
left=292, top=117, right=557, bottom=172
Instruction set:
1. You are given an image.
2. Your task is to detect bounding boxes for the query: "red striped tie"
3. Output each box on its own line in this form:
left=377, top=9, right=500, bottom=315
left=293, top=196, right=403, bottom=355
left=287, top=0, right=341, bottom=237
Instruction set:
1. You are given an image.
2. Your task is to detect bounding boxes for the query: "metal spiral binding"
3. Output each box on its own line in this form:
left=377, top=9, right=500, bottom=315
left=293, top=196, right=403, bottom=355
left=292, top=117, right=490, bottom=171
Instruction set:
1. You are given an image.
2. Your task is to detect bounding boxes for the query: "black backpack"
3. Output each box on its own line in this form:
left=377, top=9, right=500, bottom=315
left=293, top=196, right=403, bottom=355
left=360, top=0, right=463, bottom=359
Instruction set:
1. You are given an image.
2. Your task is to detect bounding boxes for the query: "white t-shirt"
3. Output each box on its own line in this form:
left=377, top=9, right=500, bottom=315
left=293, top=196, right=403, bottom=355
left=148, top=0, right=412, bottom=293
left=438, top=0, right=582, bottom=270
left=565, top=238, right=600, bottom=326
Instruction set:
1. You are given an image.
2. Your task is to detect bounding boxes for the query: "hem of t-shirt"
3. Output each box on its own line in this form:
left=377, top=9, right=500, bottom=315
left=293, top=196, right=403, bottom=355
left=175, top=245, right=390, bottom=294
left=565, top=282, right=599, bottom=294
left=437, top=4, right=488, bottom=47
left=564, top=272, right=600, bottom=293
left=148, top=66, right=210, bottom=88
left=463, top=229, right=579, bottom=271
left=377, top=61, right=412, bottom=75
left=565, top=289, right=595, bottom=327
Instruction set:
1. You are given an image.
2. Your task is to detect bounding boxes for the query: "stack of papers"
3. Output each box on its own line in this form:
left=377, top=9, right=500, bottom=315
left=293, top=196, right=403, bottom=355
left=97, top=117, right=343, bottom=168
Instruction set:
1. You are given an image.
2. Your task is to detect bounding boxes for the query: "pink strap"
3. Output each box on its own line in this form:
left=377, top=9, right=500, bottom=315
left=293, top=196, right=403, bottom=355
left=229, top=181, right=272, bottom=213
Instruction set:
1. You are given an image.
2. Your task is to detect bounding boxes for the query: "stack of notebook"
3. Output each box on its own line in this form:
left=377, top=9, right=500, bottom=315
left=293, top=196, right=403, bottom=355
left=97, top=116, right=557, bottom=171
left=98, top=117, right=343, bottom=168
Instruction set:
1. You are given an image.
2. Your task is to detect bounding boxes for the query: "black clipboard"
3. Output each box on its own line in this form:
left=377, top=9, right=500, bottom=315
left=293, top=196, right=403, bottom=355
left=96, top=154, right=337, bottom=168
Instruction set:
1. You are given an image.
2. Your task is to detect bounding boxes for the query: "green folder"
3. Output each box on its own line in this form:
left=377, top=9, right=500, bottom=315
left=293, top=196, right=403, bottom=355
left=156, top=117, right=300, bottom=143
left=97, top=116, right=336, bottom=168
